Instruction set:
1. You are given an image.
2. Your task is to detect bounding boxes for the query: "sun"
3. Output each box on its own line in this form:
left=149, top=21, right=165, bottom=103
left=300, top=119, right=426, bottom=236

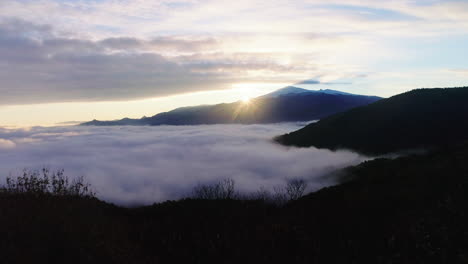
left=241, top=96, right=251, bottom=104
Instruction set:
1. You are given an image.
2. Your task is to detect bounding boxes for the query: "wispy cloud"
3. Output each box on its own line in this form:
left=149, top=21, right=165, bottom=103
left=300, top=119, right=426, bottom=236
left=3, top=0, right=468, bottom=37
left=449, top=69, right=468, bottom=77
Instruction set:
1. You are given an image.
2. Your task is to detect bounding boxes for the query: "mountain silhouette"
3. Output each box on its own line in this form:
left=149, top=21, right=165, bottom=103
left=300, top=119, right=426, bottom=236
left=81, top=86, right=381, bottom=126
left=276, top=86, right=468, bottom=155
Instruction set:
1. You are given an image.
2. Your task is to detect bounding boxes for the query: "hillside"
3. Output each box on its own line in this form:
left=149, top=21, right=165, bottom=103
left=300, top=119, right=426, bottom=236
left=82, top=87, right=381, bottom=126
left=2, top=143, right=468, bottom=263
left=276, top=87, right=468, bottom=155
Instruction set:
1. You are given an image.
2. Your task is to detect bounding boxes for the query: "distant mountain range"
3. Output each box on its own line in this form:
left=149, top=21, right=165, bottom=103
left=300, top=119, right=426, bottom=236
left=276, top=86, right=468, bottom=155
left=81, top=86, right=381, bottom=126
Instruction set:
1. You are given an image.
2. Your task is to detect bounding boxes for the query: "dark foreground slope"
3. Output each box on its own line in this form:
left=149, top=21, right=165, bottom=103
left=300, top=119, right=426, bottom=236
left=82, top=87, right=380, bottom=126
left=276, top=87, right=468, bottom=155
left=3, top=144, right=468, bottom=263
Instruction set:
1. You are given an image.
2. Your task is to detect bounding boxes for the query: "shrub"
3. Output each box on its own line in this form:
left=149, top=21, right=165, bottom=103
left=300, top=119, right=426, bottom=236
left=268, top=178, right=308, bottom=205
left=251, top=186, right=272, bottom=201
left=1, top=168, right=95, bottom=198
left=191, top=178, right=308, bottom=205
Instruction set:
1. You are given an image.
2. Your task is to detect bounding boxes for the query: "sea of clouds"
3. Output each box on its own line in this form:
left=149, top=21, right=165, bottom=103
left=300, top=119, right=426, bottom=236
left=0, top=123, right=368, bottom=206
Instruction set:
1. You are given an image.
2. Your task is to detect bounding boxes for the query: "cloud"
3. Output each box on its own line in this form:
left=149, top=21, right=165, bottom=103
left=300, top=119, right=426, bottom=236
left=0, top=19, right=331, bottom=105
left=0, top=139, right=16, bottom=149
left=98, top=36, right=219, bottom=53
left=296, top=79, right=321, bottom=85
left=0, top=19, right=217, bottom=104
left=3, top=0, right=468, bottom=38
left=1, top=1, right=467, bottom=106
left=449, top=69, right=468, bottom=77
left=0, top=123, right=367, bottom=206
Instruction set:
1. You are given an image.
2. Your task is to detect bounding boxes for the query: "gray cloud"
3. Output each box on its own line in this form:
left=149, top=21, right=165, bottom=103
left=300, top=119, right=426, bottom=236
left=296, top=79, right=320, bottom=85
left=149, top=36, right=219, bottom=52
left=98, top=36, right=218, bottom=52
left=0, top=123, right=367, bottom=206
left=0, top=19, right=225, bottom=104
left=98, top=37, right=143, bottom=50
left=0, top=19, right=315, bottom=105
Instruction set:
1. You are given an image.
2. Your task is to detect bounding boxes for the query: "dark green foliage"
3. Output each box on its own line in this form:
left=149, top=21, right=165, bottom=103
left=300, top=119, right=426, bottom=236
left=276, top=87, right=468, bottom=155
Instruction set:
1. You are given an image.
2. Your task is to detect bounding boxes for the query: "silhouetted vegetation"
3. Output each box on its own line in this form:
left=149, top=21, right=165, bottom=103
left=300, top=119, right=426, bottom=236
left=190, top=178, right=308, bottom=205
left=1, top=168, right=95, bottom=197
left=284, top=178, right=308, bottom=200
left=277, top=87, right=468, bottom=155
left=192, top=178, right=237, bottom=199
left=3, top=145, right=468, bottom=264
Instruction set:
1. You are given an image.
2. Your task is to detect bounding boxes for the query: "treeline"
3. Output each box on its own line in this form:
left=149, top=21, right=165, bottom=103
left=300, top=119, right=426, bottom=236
left=191, top=178, right=308, bottom=204
left=0, top=169, right=309, bottom=205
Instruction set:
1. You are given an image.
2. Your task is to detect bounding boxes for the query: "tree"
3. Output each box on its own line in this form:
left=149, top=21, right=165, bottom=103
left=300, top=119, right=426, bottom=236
left=192, top=178, right=236, bottom=200
left=285, top=178, right=308, bottom=201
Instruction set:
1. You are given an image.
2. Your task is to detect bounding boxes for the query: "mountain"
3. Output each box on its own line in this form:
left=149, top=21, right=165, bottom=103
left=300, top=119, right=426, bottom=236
left=276, top=87, right=468, bottom=155
left=82, top=86, right=381, bottom=126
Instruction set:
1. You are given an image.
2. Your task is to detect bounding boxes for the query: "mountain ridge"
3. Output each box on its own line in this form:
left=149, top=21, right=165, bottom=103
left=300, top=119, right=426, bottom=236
left=276, top=86, right=468, bottom=155
left=82, top=86, right=381, bottom=126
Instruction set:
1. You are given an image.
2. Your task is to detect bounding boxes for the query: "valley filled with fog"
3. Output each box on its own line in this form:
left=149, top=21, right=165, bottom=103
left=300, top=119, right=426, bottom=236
left=0, top=123, right=367, bottom=205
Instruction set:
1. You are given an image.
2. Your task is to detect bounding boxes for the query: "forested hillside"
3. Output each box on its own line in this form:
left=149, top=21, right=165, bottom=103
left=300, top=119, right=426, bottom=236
left=277, top=87, right=468, bottom=155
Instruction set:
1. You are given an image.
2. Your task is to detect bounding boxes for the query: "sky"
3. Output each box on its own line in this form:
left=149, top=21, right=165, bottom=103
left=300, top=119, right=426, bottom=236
left=1, top=0, right=468, bottom=126
left=0, top=123, right=367, bottom=205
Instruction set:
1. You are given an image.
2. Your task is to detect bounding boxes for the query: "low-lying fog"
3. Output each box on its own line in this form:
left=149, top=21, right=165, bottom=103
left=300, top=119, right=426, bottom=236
left=0, top=123, right=368, bottom=206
